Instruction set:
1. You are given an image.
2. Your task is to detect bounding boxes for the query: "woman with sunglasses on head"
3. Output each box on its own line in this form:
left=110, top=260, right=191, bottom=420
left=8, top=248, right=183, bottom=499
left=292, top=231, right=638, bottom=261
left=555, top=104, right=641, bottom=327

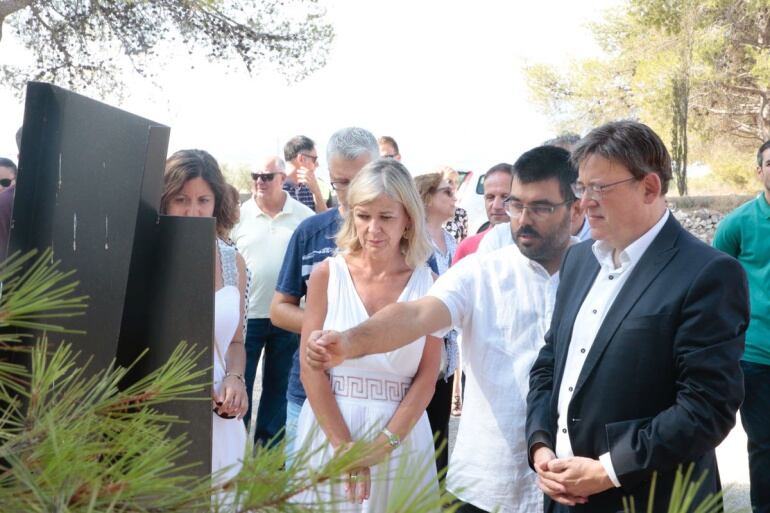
left=414, top=172, right=460, bottom=479
left=160, top=149, right=249, bottom=484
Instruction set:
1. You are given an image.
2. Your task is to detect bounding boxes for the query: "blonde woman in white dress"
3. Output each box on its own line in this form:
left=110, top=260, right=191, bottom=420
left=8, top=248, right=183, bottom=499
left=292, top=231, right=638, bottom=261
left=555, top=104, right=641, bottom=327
left=161, top=149, right=249, bottom=483
left=293, top=159, right=442, bottom=511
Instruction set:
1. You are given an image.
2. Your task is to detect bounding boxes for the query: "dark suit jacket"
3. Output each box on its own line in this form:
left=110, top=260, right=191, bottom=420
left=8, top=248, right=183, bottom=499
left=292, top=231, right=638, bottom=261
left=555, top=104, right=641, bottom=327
left=526, top=214, right=749, bottom=513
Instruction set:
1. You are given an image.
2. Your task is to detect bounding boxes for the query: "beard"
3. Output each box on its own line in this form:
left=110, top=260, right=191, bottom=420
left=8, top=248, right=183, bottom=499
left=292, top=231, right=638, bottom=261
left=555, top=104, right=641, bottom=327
left=514, top=214, right=571, bottom=266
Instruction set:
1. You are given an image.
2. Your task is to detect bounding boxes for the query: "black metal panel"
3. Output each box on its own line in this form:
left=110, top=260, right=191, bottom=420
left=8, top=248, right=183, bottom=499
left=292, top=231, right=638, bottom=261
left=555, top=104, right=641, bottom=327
left=10, top=82, right=171, bottom=371
left=117, top=215, right=215, bottom=475
left=9, top=82, right=215, bottom=475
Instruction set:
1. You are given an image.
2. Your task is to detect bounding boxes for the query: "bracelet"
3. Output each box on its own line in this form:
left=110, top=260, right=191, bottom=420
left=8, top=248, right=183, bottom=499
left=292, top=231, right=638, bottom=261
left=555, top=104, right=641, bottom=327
left=224, top=372, right=245, bottom=385
left=381, top=427, right=400, bottom=449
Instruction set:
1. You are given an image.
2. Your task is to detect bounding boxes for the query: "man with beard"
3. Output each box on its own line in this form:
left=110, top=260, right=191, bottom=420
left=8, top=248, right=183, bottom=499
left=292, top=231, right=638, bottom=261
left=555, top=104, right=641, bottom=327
left=303, top=145, right=583, bottom=513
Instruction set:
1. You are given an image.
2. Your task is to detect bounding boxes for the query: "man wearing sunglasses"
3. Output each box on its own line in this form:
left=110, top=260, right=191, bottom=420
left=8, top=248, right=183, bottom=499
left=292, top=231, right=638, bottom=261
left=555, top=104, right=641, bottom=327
left=283, top=135, right=329, bottom=214
left=230, top=155, right=314, bottom=446
left=0, top=129, right=21, bottom=261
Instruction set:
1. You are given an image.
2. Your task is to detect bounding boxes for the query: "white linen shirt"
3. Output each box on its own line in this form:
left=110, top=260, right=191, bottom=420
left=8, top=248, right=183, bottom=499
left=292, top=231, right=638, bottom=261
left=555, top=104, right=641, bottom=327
left=428, top=243, right=564, bottom=513
left=231, top=193, right=314, bottom=318
left=555, top=210, right=669, bottom=486
left=475, top=221, right=515, bottom=255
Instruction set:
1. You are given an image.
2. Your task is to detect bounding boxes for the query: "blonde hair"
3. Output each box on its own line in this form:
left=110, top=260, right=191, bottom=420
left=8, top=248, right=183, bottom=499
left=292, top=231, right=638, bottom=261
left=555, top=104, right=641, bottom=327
left=414, top=172, right=443, bottom=209
left=434, top=165, right=459, bottom=187
left=336, top=159, right=432, bottom=269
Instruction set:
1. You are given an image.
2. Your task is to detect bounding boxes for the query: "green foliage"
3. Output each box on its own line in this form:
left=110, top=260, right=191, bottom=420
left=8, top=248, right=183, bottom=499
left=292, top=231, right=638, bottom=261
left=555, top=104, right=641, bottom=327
left=0, top=250, right=453, bottom=512
left=524, top=0, right=770, bottom=195
left=0, top=0, right=334, bottom=99
left=221, top=162, right=253, bottom=194
left=622, top=464, right=723, bottom=513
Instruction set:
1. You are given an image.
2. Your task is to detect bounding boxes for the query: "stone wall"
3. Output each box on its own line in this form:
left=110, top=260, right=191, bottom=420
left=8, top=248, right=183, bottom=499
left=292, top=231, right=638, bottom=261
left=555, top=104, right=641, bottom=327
left=667, top=194, right=754, bottom=244
left=670, top=207, right=723, bottom=244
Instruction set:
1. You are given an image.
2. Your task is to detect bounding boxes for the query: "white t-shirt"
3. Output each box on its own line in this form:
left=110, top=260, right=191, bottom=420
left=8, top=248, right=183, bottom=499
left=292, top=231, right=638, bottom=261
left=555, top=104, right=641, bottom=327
left=427, top=244, right=560, bottom=513
left=231, top=193, right=314, bottom=318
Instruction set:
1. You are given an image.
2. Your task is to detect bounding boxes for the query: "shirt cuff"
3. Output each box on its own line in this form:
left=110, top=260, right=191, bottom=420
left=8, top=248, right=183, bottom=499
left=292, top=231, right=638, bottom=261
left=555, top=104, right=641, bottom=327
left=599, top=452, right=621, bottom=488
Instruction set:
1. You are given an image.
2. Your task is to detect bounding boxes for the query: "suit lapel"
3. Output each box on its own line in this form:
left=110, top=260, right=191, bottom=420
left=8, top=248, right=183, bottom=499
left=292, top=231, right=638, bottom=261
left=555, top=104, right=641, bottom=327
left=572, top=215, right=682, bottom=397
left=554, top=255, right=599, bottom=385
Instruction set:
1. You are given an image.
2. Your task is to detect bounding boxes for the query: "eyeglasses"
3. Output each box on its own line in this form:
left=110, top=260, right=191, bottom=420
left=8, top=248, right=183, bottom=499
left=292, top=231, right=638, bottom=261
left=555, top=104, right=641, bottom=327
left=434, top=187, right=455, bottom=197
left=330, top=180, right=350, bottom=191
left=300, top=153, right=319, bottom=164
left=0, top=178, right=12, bottom=188
left=250, top=172, right=280, bottom=182
left=503, top=198, right=573, bottom=218
left=571, top=177, right=638, bottom=200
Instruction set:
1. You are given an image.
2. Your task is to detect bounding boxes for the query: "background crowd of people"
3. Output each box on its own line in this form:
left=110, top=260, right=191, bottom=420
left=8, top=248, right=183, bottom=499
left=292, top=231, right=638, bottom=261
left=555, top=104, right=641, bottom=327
left=2, top=121, right=768, bottom=513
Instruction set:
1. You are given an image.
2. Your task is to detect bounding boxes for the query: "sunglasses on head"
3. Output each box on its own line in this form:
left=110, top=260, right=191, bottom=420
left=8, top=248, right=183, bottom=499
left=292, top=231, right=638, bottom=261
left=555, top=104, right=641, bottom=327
left=250, top=172, right=279, bottom=182
left=0, top=179, right=12, bottom=187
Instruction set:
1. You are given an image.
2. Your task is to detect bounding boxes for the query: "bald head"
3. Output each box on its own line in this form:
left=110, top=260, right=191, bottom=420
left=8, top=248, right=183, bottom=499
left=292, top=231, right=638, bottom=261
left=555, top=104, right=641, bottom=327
left=262, top=156, right=285, bottom=174
left=252, top=155, right=287, bottom=201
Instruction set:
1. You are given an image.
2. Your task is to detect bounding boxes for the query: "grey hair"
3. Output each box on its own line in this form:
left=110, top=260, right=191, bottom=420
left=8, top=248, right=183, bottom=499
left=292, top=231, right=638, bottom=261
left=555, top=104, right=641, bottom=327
left=326, top=127, right=379, bottom=162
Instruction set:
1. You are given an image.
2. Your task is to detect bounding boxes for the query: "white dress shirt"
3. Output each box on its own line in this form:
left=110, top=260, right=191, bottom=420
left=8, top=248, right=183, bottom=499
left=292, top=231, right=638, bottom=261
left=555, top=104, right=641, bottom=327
left=428, top=242, right=571, bottom=513
left=555, top=210, right=669, bottom=486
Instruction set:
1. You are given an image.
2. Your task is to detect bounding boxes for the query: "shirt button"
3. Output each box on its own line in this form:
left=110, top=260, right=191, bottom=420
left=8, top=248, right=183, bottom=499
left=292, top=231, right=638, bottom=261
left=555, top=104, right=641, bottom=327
left=592, top=309, right=597, bottom=314
left=562, top=428, right=567, bottom=433
left=580, top=348, right=586, bottom=354
left=609, top=275, right=614, bottom=280
left=568, top=386, right=573, bottom=392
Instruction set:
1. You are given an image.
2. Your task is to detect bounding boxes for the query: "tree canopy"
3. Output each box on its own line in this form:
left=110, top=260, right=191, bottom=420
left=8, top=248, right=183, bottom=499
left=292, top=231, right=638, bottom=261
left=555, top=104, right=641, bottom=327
left=0, top=0, right=334, bottom=98
left=525, top=0, right=770, bottom=194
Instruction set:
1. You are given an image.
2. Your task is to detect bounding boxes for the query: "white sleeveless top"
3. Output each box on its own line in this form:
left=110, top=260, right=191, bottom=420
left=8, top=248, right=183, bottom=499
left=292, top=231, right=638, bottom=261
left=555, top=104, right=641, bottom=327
left=293, top=255, right=440, bottom=512
left=212, top=240, right=247, bottom=484
left=325, top=254, right=433, bottom=384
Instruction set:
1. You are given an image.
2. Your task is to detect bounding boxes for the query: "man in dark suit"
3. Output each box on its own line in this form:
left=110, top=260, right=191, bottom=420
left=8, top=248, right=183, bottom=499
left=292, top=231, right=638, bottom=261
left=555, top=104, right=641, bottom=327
left=526, top=120, right=750, bottom=512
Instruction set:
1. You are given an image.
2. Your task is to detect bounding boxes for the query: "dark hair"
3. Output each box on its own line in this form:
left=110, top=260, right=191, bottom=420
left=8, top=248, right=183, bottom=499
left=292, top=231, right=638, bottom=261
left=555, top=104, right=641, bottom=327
left=0, top=157, right=17, bottom=175
left=160, top=149, right=237, bottom=239
left=757, top=140, right=770, bottom=166
left=484, top=162, right=513, bottom=179
left=378, top=135, right=400, bottom=155
left=513, top=146, right=577, bottom=201
left=543, top=133, right=581, bottom=152
left=571, top=121, right=673, bottom=195
left=283, top=135, right=315, bottom=162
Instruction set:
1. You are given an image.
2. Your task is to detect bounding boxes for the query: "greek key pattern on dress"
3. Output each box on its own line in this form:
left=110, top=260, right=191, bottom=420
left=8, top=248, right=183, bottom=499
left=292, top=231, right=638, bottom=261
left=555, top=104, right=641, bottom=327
left=330, top=374, right=411, bottom=402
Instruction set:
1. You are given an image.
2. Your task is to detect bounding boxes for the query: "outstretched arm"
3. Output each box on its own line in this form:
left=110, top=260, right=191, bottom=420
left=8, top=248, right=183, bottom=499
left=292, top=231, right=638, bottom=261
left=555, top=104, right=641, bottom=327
left=306, top=296, right=452, bottom=370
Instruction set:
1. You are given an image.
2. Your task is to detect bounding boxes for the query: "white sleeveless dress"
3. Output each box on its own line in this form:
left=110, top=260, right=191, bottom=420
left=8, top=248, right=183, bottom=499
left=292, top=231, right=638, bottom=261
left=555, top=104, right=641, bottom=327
left=293, top=255, right=439, bottom=512
left=212, top=240, right=247, bottom=482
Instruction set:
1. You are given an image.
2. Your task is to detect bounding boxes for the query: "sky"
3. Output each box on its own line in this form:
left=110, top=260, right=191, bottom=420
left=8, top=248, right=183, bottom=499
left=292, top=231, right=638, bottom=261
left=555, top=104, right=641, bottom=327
left=0, top=0, right=620, bottom=179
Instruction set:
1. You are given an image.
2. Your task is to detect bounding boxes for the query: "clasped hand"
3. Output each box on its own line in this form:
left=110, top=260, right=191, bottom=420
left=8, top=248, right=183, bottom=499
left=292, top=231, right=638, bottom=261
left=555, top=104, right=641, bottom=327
left=336, top=434, right=394, bottom=504
left=532, top=446, right=614, bottom=506
left=212, top=375, right=248, bottom=419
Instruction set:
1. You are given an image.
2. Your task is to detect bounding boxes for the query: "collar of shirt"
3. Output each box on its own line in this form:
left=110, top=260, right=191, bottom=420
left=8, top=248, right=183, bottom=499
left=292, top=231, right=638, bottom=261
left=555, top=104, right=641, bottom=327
left=249, top=191, right=294, bottom=218
left=757, top=192, right=770, bottom=219
left=520, top=235, right=581, bottom=278
left=591, top=209, right=670, bottom=273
